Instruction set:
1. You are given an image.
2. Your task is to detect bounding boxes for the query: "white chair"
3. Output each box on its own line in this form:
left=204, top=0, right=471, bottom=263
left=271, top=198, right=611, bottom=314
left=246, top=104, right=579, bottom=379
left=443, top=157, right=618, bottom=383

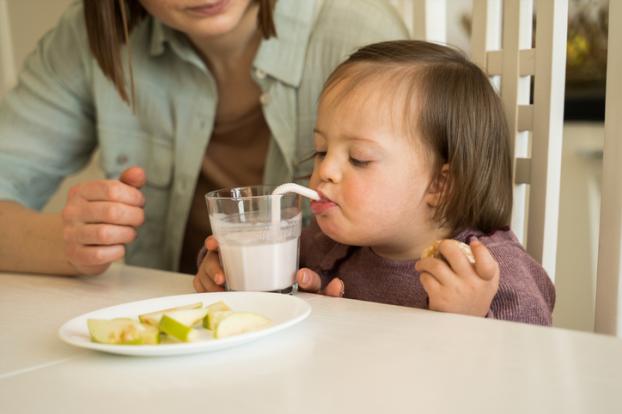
left=595, top=0, right=622, bottom=337
left=391, top=0, right=622, bottom=337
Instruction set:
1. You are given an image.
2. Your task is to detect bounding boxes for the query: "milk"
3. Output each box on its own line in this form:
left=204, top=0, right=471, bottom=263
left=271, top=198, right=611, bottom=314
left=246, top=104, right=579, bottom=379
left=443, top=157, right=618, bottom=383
left=210, top=211, right=302, bottom=292
left=220, top=237, right=299, bottom=291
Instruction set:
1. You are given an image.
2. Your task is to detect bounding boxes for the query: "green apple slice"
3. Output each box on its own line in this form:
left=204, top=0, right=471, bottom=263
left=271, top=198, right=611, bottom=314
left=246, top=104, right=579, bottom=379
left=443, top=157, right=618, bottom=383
left=88, top=318, right=159, bottom=345
left=158, top=308, right=209, bottom=342
left=204, top=310, right=233, bottom=330
left=138, top=302, right=203, bottom=326
left=202, top=301, right=232, bottom=329
left=215, top=312, right=271, bottom=339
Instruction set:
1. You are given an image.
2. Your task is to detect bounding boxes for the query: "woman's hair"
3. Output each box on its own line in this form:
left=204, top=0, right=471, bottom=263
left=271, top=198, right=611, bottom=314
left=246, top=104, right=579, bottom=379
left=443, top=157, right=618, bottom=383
left=83, top=0, right=277, bottom=104
left=321, top=40, right=513, bottom=234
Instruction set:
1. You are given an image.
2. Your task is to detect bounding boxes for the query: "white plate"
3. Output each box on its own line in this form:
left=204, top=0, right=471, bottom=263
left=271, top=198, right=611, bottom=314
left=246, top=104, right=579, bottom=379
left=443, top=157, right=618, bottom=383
left=58, top=292, right=311, bottom=357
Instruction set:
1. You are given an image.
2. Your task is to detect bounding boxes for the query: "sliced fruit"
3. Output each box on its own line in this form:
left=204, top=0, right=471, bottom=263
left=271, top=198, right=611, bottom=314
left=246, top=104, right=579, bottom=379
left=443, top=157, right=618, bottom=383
left=87, top=318, right=159, bottom=345
left=202, top=301, right=232, bottom=329
left=158, top=308, right=209, bottom=342
left=138, top=302, right=203, bottom=326
left=215, top=312, right=271, bottom=339
left=204, top=310, right=234, bottom=330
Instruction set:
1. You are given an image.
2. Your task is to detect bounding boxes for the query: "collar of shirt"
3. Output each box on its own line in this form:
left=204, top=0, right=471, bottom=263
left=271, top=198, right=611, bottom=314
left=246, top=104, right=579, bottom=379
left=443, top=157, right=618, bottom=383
left=147, top=0, right=317, bottom=87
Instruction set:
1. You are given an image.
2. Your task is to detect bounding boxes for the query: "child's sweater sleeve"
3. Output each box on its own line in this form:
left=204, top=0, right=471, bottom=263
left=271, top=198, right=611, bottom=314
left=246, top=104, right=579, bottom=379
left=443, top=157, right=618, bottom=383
left=484, top=235, right=556, bottom=326
left=299, top=220, right=350, bottom=289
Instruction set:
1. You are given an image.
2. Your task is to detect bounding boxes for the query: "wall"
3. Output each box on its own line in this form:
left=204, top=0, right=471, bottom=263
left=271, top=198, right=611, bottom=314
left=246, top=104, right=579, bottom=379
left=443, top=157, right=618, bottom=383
left=1, top=0, right=104, bottom=213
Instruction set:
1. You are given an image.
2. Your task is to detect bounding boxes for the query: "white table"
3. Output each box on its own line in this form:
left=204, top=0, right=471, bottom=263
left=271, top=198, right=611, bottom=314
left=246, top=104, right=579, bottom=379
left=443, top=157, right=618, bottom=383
left=1, top=264, right=621, bottom=413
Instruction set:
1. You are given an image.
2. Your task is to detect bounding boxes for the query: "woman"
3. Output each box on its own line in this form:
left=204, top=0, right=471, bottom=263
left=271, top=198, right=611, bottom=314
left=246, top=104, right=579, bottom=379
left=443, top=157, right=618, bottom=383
left=0, top=0, right=408, bottom=276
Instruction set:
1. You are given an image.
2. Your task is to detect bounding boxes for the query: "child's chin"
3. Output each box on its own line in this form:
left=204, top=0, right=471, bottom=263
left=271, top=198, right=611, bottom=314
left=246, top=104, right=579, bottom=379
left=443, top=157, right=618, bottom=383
left=317, top=218, right=350, bottom=245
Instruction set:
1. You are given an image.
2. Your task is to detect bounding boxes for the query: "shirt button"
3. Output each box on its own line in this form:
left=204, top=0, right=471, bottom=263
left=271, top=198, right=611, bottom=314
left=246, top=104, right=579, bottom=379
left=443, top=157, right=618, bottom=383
left=260, top=92, right=271, bottom=105
left=116, top=154, right=128, bottom=165
left=255, top=68, right=267, bottom=80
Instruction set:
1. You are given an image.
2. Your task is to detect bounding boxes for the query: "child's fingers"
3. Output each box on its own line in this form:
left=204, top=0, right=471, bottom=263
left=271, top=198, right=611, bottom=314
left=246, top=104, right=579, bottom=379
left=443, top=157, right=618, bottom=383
left=419, top=271, right=441, bottom=294
left=437, top=240, right=474, bottom=278
left=296, top=268, right=323, bottom=292
left=415, top=257, right=454, bottom=286
left=205, top=235, right=219, bottom=252
left=470, top=239, right=498, bottom=281
left=203, top=250, right=226, bottom=286
left=323, top=277, right=345, bottom=297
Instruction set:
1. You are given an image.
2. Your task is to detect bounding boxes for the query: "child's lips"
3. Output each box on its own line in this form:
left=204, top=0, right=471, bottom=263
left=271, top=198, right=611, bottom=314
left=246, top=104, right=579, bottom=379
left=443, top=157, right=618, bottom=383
left=310, top=192, right=336, bottom=215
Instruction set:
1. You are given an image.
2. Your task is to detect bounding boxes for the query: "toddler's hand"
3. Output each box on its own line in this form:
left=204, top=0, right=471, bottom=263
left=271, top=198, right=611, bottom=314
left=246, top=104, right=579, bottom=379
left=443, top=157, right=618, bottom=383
left=193, top=236, right=226, bottom=292
left=415, top=239, right=499, bottom=317
left=296, top=268, right=345, bottom=298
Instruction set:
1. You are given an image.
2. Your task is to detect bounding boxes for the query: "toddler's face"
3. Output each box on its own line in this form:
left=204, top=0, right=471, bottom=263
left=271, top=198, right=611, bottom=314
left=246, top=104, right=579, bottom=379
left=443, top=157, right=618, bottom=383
left=309, top=80, right=439, bottom=257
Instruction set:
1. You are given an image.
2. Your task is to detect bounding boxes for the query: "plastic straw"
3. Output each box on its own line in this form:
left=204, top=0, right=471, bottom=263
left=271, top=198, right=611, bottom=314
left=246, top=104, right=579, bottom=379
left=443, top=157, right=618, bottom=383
left=271, top=183, right=320, bottom=224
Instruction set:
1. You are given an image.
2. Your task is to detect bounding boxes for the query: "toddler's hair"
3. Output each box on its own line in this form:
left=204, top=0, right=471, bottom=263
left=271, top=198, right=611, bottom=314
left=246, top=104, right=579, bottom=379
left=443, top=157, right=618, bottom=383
left=321, top=40, right=513, bottom=234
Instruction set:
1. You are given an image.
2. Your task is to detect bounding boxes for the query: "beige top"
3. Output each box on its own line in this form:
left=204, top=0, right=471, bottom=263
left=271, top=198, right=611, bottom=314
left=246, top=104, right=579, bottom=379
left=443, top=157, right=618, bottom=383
left=178, top=104, right=271, bottom=273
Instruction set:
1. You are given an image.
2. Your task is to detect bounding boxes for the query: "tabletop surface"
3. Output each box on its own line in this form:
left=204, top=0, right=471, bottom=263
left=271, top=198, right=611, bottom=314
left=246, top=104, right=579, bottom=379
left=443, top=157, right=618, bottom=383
left=1, top=264, right=621, bottom=414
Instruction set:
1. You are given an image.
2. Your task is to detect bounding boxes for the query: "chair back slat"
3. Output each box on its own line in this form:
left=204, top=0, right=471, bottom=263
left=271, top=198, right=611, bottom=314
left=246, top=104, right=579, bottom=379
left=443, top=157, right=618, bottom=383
left=471, top=0, right=566, bottom=281
left=595, top=0, right=622, bottom=337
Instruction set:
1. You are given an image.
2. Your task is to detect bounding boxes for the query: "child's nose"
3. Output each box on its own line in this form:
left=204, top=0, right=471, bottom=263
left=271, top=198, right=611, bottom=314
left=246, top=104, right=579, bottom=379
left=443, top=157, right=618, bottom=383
left=317, top=155, right=342, bottom=184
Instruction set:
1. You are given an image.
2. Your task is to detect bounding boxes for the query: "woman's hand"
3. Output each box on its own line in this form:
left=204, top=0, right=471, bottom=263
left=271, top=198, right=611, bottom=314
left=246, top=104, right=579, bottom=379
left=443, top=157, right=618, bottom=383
left=194, top=236, right=226, bottom=292
left=415, top=239, right=499, bottom=317
left=62, top=166, right=146, bottom=275
left=296, top=268, right=345, bottom=297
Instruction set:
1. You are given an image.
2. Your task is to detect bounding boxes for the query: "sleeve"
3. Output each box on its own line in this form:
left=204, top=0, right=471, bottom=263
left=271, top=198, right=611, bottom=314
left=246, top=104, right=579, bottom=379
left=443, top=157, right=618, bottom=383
left=299, top=219, right=351, bottom=289
left=0, top=2, right=96, bottom=210
left=486, top=242, right=556, bottom=326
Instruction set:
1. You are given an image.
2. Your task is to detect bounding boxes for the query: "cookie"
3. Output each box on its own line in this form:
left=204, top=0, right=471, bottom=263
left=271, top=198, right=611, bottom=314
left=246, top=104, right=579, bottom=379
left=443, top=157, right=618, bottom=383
left=421, top=239, right=475, bottom=264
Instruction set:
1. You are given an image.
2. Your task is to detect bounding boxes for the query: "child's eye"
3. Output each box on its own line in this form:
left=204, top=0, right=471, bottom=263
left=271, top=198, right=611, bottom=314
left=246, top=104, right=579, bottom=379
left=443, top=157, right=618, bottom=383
left=314, top=151, right=327, bottom=159
left=349, top=157, right=371, bottom=167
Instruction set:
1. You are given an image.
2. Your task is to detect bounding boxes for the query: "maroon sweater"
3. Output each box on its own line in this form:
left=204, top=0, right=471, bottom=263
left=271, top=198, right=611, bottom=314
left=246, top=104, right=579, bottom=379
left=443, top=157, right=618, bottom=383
left=299, top=222, right=556, bottom=326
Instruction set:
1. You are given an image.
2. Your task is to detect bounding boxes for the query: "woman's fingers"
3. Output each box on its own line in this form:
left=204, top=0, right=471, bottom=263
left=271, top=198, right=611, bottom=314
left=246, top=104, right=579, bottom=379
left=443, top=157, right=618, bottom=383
left=65, top=244, right=126, bottom=267
left=119, top=166, right=146, bottom=189
left=64, top=223, right=137, bottom=245
left=66, top=201, right=145, bottom=226
left=69, top=179, right=145, bottom=206
left=296, top=268, right=322, bottom=292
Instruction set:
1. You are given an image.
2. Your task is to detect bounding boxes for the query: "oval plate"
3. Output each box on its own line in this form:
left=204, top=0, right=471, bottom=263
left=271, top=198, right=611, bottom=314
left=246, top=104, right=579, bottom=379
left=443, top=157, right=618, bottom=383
left=58, top=292, right=311, bottom=356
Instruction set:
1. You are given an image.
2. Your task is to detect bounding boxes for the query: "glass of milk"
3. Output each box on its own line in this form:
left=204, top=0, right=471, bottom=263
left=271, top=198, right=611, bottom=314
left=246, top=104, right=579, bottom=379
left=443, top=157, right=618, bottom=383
left=205, top=186, right=302, bottom=294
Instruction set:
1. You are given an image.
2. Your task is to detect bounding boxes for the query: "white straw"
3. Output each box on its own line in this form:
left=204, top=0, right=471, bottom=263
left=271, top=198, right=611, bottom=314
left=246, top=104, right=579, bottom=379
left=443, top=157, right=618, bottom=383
left=272, top=183, right=320, bottom=200
left=271, top=183, right=320, bottom=224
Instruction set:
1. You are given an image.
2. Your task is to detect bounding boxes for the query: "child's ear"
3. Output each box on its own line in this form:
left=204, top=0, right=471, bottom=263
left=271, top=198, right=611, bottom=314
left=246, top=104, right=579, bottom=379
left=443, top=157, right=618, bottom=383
left=425, top=164, right=449, bottom=207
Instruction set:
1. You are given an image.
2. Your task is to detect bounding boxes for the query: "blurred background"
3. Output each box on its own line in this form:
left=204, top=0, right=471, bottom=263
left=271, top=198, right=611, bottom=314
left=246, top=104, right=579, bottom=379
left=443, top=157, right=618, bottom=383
left=0, top=0, right=610, bottom=333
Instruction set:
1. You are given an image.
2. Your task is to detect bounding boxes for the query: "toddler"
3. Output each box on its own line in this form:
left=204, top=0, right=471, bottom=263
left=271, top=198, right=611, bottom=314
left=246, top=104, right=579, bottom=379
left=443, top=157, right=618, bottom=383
left=196, top=40, right=555, bottom=326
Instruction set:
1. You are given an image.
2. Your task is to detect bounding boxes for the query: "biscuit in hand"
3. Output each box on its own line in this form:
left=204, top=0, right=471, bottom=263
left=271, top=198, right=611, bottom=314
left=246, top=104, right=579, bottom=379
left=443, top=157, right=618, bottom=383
left=421, top=240, right=476, bottom=264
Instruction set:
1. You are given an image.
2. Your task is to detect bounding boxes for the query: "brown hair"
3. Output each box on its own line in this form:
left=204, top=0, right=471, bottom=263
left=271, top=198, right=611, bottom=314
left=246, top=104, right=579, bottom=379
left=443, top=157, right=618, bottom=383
left=83, top=0, right=277, bottom=105
left=321, top=40, right=513, bottom=234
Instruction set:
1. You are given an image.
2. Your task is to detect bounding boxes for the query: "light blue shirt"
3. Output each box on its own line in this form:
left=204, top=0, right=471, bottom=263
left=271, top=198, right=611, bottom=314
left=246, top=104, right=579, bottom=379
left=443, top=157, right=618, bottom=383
left=0, top=0, right=409, bottom=271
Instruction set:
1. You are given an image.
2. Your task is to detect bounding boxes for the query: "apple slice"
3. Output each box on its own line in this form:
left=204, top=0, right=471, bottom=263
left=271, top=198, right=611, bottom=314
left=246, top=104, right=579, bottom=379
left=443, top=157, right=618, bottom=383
left=88, top=318, right=159, bottom=345
left=202, top=301, right=232, bottom=329
left=138, top=302, right=203, bottom=326
left=204, top=310, right=233, bottom=330
left=158, top=308, right=209, bottom=342
left=215, top=312, right=271, bottom=339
